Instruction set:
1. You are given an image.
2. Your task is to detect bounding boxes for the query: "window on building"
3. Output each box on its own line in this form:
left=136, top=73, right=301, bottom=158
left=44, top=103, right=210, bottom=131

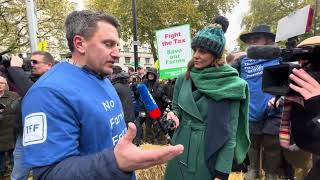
left=125, top=57, right=131, bottom=64
left=138, top=57, right=140, bottom=64
left=145, top=58, right=150, bottom=64
left=123, top=45, right=129, bottom=52
left=144, top=47, right=149, bottom=52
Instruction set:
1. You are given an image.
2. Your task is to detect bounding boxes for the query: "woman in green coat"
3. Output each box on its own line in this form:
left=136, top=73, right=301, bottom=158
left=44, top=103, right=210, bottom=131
left=164, top=17, right=250, bottom=180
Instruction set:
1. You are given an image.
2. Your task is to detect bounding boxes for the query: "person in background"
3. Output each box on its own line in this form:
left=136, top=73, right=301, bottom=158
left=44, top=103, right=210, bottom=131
left=141, top=68, right=168, bottom=144
left=127, top=66, right=135, bottom=76
left=111, top=65, right=135, bottom=126
left=137, top=66, right=145, bottom=81
left=226, top=51, right=246, bottom=65
left=8, top=51, right=55, bottom=180
left=237, top=25, right=284, bottom=180
left=0, top=76, right=20, bottom=179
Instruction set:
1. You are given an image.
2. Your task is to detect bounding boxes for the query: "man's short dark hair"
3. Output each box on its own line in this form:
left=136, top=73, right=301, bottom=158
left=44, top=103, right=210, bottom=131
left=32, top=51, right=55, bottom=65
left=65, top=10, right=121, bottom=52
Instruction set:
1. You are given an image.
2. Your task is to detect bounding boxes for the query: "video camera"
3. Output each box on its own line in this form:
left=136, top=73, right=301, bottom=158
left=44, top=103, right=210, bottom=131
left=0, top=54, right=31, bottom=72
left=247, top=38, right=320, bottom=96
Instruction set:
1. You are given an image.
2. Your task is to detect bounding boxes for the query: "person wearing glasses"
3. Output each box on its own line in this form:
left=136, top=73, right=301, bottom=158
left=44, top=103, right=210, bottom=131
left=7, top=51, right=54, bottom=180
left=9, top=52, right=55, bottom=95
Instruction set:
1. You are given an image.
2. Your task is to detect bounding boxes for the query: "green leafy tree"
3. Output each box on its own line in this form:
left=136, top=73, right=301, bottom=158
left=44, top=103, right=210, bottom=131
left=87, top=0, right=238, bottom=59
left=0, top=0, right=73, bottom=55
left=239, top=0, right=316, bottom=49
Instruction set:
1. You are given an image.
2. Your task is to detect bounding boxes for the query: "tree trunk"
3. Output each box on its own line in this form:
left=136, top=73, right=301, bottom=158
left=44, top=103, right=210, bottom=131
left=148, top=32, right=158, bottom=61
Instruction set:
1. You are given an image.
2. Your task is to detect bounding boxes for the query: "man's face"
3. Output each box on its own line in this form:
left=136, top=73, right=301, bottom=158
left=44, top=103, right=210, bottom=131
left=31, top=54, right=52, bottom=76
left=83, top=21, right=120, bottom=76
left=247, top=36, right=270, bottom=46
left=138, top=68, right=144, bottom=75
left=147, top=73, right=155, bottom=80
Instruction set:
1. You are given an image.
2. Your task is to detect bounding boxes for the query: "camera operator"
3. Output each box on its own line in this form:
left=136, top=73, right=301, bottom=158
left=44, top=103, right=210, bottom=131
left=287, top=63, right=320, bottom=180
left=7, top=51, right=54, bottom=180
left=141, top=68, right=169, bottom=144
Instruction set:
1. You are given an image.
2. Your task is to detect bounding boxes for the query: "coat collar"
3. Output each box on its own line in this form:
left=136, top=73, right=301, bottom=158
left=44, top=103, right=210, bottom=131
left=178, top=78, right=203, bottom=121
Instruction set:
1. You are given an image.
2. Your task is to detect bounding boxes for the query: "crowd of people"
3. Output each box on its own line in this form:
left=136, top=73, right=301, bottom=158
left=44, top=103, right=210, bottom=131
left=0, top=9, right=319, bottom=180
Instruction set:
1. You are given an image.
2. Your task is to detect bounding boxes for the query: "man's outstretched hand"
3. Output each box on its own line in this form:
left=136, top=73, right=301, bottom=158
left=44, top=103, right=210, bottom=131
left=114, top=122, right=184, bottom=172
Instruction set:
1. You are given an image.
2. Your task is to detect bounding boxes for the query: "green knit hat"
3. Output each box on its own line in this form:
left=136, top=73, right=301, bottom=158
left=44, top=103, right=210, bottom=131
left=191, top=24, right=226, bottom=58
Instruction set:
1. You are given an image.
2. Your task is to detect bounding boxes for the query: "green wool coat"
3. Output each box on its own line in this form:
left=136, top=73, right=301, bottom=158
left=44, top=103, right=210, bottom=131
left=164, top=66, right=250, bottom=180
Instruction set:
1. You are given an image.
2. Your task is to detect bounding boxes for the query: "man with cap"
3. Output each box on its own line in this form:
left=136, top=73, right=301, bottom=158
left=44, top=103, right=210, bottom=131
left=236, top=25, right=284, bottom=180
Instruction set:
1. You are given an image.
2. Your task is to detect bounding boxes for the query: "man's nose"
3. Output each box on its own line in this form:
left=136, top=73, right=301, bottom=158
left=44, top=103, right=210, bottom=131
left=111, top=47, right=120, bottom=58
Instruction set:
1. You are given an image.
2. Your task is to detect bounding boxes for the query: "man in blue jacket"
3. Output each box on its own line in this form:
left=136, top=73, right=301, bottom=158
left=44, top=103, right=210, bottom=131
left=21, top=10, right=183, bottom=180
left=237, top=25, right=283, bottom=180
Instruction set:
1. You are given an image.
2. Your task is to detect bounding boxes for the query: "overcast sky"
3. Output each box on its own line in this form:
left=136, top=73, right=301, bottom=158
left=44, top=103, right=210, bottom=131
left=70, top=0, right=250, bottom=51
left=225, top=0, right=250, bottom=51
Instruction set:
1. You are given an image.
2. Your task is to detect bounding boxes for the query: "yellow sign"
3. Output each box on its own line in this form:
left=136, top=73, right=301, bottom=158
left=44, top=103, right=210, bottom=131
left=37, top=41, right=47, bottom=51
left=154, top=59, right=160, bottom=70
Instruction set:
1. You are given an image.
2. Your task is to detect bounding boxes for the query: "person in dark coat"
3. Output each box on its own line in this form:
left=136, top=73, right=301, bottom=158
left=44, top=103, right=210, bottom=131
left=142, top=68, right=167, bottom=143
left=162, top=78, right=176, bottom=102
left=281, top=36, right=320, bottom=180
left=111, top=66, right=135, bottom=125
left=0, top=76, right=20, bottom=178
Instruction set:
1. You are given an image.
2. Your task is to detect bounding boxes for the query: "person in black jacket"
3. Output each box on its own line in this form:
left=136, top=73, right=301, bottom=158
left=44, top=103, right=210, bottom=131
left=111, top=66, right=135, bottom=125
left=142, top=68, right=168, bottom=144
left=0, top=76, right=20, bottom=179
left=8, top=51, right=54, bottom=180
left=286, top=67, right=320, bottom=180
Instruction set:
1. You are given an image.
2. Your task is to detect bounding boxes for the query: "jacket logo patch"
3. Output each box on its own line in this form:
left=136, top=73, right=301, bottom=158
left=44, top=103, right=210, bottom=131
left=23, top=112, right=47, bottom=146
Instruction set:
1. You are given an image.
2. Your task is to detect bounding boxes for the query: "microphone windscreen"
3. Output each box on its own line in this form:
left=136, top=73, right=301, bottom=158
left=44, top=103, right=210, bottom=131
left=137, top=84, right=161, bottom=119
left=247, top=45, right=281, bottom=59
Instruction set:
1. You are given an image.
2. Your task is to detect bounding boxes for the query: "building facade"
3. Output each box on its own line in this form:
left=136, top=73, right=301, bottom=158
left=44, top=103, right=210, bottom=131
left=116, top=39, right=155, bottom=71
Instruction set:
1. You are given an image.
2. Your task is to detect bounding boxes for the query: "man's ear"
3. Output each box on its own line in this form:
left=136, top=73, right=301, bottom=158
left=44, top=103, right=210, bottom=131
left=73, top=35, right=86, bottom=54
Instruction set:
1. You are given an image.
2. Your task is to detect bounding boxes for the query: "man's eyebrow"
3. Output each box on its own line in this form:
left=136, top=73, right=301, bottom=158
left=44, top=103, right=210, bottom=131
left=103, top=39, right=120, bottom=45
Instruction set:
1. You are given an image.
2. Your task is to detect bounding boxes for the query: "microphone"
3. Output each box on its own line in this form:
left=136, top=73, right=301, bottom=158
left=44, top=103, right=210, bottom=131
left=247, top=45, right=281, bottom=59
left=137, top=84, right=161, bottom=120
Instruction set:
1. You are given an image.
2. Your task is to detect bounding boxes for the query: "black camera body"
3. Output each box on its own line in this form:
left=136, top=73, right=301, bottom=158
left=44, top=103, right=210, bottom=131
left=158, top=103, right=176, bottom=134
left=261, top=45, right=320, bottom=96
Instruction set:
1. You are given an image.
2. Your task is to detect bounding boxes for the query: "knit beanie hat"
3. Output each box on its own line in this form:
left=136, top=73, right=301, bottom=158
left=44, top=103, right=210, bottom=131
left=191, top=16, right=228, bottom=58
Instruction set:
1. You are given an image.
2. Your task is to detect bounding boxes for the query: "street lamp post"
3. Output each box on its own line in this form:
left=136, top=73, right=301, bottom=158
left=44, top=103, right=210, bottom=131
left=132, top=0, right=139, bottom=71
left=26, top=0, right=38, bottom=52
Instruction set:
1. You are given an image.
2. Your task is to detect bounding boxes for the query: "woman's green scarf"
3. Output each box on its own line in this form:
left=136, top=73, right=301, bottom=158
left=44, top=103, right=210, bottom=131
left=190, top=65, right=246, bottom=101
left=190, top=64, right=250, bottom=163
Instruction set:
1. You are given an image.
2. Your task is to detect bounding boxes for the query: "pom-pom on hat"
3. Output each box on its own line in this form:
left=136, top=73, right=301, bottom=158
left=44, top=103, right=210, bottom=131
left=213, top=16, right=229, bottom=33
